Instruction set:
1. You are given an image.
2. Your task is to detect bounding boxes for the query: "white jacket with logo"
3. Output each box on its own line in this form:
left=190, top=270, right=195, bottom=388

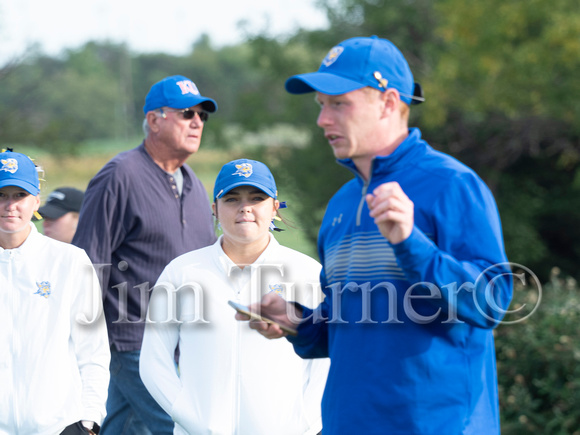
left=0, top=225, right=110, bottom=435
left=140, top=235, right=329, bottom=435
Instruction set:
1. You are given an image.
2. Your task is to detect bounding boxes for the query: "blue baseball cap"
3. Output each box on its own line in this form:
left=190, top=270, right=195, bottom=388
left=143, top=75, right=218, bottom=114
left=0, top=150, right=40, bottom=195
left=213, top=159, right=277, bottom=200
left=285, top=36, right=424, bottom=105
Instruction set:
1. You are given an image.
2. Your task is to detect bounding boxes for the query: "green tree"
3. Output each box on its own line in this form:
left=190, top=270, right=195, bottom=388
left=0, top=42, right=130, bottom=153
left=496, top=269, right=580, bottom=434
left=426, top=0, right=580, bottom=281
left=430, top=0, right=580, bottom=127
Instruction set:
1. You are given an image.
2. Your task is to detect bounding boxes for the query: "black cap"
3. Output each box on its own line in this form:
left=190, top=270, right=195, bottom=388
left=38, top=187, right=84, bottom=219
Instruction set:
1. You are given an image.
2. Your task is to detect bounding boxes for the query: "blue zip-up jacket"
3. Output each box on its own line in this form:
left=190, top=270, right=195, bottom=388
left=289, top=128, right=512, bottom=435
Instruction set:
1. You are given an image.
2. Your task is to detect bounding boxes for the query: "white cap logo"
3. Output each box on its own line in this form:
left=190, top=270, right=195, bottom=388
left=322, top=46, right=344, bottom=67
left=176, top=80, right=200, bottom=96
left=233, top=163, right=253, bottom=178
left=48, top=191, right=66, bottom=202
left=0, top=158, right=18, bottom=174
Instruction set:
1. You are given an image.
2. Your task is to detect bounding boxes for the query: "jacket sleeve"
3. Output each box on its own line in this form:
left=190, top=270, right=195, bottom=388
left=139, top=280, right=181, bottom=416
left=392, top=172, right=513, bottom=329
left=70, top=253, right=111, bottom=425
left=300, top=357, right=330, bottom=434
left=285, top=254, right=329, bottom=434
left=288, top=258, right=331, bottom=358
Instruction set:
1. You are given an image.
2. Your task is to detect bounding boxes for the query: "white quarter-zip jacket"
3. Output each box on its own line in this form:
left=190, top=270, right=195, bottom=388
left=140, top=235, right=329, bottom=435
left=0, top=224, right=110, bottom=435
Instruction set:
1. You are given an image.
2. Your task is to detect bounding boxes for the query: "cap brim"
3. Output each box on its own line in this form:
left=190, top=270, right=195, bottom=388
left=172, top=97, right=218, bottom=113
left=0, top=180, right=39, bottom=196
left=200, top=99, right=217, bottom=113
left=38, top=203, right=67, bottom=219
left=144, top=96, right=218, bottom=114
left=285, top=72, right=365, bottom=95
left=216, top=181, right=277, bottom=200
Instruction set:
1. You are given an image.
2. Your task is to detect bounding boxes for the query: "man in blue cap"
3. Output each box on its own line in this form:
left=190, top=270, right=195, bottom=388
left=73, top=76, right=218, bottom=434
left=238, top=37, right=513, bottom=434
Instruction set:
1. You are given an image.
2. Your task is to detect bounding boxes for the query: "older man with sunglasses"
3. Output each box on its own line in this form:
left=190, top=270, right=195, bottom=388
left=73, top=75, right=218, bottom=434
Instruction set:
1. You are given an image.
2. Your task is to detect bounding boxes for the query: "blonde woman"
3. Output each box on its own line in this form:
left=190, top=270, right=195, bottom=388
left=0, top=150, right=109, bottom=434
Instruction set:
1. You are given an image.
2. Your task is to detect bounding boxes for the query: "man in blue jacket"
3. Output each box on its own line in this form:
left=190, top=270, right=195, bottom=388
left=238, top=36, right=513, bottom=434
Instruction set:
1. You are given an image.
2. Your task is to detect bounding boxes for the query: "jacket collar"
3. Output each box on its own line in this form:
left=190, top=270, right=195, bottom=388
left=337, top=127, right=428, bottom=182
left=0, top=223, right=42, bottom=257
left=214, top=233, right=280, bottom=275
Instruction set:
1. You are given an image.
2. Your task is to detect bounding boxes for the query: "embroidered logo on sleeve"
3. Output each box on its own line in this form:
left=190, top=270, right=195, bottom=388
left=268, top=283, right=284, bottom=297
left=34, top=281, right=52, bottom=298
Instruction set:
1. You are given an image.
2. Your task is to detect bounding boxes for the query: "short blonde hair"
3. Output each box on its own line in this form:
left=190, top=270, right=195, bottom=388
left=362, top=86, right=410, bottom=121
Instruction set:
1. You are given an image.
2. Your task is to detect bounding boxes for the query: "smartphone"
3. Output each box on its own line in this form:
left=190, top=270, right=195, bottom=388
left=228, top=300, right=298, bottom=337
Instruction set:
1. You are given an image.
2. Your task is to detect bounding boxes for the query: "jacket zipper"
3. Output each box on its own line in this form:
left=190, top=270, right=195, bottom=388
left=232, top=289, right=242, bottom=435
left=356, top=180, right=370, bottom=227
left=234, top=318, right=241, bottom=435
left=8, top=252, right=21, bottom=431
left=355, top=158, right=377, bottom=227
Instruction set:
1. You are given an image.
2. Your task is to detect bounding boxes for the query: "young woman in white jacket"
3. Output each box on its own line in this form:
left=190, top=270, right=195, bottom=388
left=0, top=150, right=110, bottom=435
left=140, top=159, right=329, bottom=435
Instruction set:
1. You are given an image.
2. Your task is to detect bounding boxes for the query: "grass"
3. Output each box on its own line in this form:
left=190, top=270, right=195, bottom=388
left=21, top=138, right=318, bottom=260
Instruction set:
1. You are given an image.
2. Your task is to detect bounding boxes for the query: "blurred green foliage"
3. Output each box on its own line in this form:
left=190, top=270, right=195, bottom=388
left=496, top=268, right=580, bottom=434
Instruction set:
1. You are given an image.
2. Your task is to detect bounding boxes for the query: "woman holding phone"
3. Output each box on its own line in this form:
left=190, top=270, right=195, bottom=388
left=140, top=159, right=328, bottom=435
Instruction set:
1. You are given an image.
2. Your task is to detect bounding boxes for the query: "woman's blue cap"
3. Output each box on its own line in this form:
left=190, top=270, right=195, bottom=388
left=0, top=150, right=40, bottom=195
left=214, top=159, right=277, bottom=200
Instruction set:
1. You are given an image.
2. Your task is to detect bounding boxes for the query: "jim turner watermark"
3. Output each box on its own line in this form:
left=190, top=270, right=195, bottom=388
left=76, top=261, right=541, bottom=326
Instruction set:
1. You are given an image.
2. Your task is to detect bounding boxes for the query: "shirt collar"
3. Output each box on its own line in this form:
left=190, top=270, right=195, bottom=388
left=215, top=233, right=280, bottom=275
left=0, top=223, right=42, bottom=256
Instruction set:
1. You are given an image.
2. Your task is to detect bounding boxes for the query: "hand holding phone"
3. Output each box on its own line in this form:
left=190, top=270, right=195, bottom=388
left=228, top=300, right=298, bottom=337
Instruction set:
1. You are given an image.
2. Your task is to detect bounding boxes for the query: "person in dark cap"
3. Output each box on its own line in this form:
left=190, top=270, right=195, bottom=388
left=73, top=75, right=217, bottom=434
left=39, top=187, right=84, bottom=243
left=237, top=36, right=513, bottom=434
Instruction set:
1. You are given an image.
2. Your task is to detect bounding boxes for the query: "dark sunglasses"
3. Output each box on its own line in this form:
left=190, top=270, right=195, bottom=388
left=159, top=108, right=209, bottom=122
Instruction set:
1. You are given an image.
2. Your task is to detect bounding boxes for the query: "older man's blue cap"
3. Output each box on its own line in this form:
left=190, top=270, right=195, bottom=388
left=285, top=36, right=424, bottom=105
left=143, top=75, right=218, bottom=114
left=214, top=159, right=277, bottom=200
left=0, top=150, right=40, bottom=195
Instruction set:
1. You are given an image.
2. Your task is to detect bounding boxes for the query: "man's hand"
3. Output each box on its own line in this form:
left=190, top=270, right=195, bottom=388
left=366, top=181, right=414, bottom=244
left=234, top=292, right=303, bottom=339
